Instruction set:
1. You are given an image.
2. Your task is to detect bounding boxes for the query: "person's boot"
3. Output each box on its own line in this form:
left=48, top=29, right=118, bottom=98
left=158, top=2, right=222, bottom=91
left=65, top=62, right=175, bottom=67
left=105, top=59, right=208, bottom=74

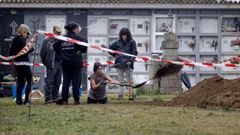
left=23, top=100, right=31, bottom=105
left=74, top=100, right=81, bottom=105
left=129, top=94, right=136, bottom=100
left=117, top=94, right=123, bottom=100
left=56, top=99, right=68, bottom=105
left=44, top=98, right=51, bottom=104
left=16, top=99, right=23, bottom=105
left=44, top=98, right=60, bottom=105
left=62, top=101, right=68, bottom=105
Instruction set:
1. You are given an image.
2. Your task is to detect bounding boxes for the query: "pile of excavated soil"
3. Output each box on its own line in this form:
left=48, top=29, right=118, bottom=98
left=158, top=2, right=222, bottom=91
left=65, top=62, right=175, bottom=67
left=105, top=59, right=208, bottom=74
left=165, top=75, right=240, bottom=108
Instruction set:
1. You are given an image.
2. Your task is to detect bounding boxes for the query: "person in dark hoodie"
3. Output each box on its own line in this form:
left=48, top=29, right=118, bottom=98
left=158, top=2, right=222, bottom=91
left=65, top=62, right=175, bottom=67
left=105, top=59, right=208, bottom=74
left=54, top=22, right=87, bottom=105
left=108, top=28, right=138, bottom=100
left=9, top=24, right=34, bottom=105
left=40, top=26, right=62, bottom=104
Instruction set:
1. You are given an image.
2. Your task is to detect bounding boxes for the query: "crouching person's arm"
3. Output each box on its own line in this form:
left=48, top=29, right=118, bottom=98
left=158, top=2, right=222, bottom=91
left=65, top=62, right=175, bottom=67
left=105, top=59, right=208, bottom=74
left=90, top=78, right=103, bottom=91
left=105, top=75, right=119, bottom=84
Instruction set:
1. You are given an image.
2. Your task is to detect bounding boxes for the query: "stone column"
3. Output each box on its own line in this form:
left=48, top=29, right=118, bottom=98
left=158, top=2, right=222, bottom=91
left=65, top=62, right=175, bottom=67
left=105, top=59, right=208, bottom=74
left=160, top=32, right=183, bottom=94
left=151, top=54, right=161, bottom=91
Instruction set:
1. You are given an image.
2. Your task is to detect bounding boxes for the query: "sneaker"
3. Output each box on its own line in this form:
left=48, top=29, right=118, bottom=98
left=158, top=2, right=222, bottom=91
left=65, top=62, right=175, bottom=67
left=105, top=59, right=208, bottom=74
left=62, top=101, right=68, bottom=105
left=44, top=99, right=51, bottom=104
left=44, top=99, right=60, bottom=105
left=56, top=99, right=68, bottom=105
left=117, top=94, right=124, bottom=100
left=23, top=100, right=31, bottom=105
left=16, top=100, right=23, bottom=105
left=129, top=95, right=136, bottom=100
left=74, top=100, right=81, bottom=105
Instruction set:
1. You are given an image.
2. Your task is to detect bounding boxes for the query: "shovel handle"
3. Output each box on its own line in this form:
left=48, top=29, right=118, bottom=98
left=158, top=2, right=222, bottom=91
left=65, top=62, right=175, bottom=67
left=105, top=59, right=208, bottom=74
left=107, top=82, right=132, bottom=87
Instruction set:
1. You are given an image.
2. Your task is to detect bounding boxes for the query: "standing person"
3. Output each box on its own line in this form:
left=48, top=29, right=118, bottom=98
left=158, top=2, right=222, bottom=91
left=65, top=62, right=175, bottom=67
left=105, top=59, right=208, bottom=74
left=9, top=24, right=34, bottom=105
left=88, top=62, right=119, bottom=104
left=40, top=26, right=62, bottom=104
left=108, top=28, right=138, bottom=100
left=54, top=22, right=87, bottom=105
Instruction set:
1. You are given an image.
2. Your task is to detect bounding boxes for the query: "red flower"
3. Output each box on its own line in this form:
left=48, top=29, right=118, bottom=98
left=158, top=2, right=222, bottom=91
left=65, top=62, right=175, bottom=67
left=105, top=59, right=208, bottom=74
left=231, top=39, right=240, bottom=46
left=111, top=24, right=118, bottom=29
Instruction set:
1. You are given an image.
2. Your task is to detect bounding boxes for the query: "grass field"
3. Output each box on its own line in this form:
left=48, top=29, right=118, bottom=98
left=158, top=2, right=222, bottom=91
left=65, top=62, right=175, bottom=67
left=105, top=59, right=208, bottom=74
left=0, top=94, right=240, bottom=135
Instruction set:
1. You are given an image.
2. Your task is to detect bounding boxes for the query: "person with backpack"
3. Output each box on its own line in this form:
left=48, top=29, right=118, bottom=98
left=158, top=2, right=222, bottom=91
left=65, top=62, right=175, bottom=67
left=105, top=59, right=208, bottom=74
left=106, top=28, right=138, bottom=100
left=40, top=26, right=62, bottom=104
left=54, top=22, right=87, bottom=105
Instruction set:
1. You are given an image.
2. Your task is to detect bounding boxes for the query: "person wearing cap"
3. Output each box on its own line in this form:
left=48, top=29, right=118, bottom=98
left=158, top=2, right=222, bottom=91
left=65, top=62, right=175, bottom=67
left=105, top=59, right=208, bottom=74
left=88, top=62, right=119, bottom=104
left=106, top=28, right=138, bottom=100
left=54, top=22, right=87, bottom=105
left=40, top=26, right=62, bottom=104
left=9, top=24, right=34, bottom=105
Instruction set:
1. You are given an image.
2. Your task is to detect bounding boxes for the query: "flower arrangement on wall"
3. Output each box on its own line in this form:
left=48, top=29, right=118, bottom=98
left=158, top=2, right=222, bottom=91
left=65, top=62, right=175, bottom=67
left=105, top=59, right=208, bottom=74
left=229, top=55, right=240, bottom=64
left=231, top=38, right=240, bottom=50
left=211, top=40, right=218, bottom=47
left=211, top=40, right=218, bottom=50
left=110, top=24, right=118, bottom=29
left=231, top=38, right=240, bottom=45
left=33, top=75, right=40, bottom=83
left=222, top=17, right=240, bottom=32
left=143, top=39, right=149, bottom=52
left=143, top=20, right=149, bottom=34
left=187, top=39, right=195, bottom=50
left=159, top=23, right=169, bottom=32
left=3, top=74, right=16, bottom=82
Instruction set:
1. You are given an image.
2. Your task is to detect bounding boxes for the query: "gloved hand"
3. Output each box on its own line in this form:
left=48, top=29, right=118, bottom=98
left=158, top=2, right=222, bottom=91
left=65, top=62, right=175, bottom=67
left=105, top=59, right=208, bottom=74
left=28, top=47, right=35, bottom=54
left=100, top=80, right=107, bottom=86
left=119, top=81, right=125, bottom=86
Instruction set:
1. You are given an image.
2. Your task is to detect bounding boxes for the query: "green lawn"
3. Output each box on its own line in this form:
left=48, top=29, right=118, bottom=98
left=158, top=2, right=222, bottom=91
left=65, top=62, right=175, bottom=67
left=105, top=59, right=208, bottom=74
left=0, top=94, right=240, bottom=135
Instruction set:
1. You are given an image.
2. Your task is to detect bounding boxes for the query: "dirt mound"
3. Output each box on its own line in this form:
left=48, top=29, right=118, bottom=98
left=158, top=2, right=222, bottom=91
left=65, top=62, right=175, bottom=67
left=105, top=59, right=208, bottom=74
left=154, top=63, right=183, bottom=78
left=165, top=75, right=240, bottom=108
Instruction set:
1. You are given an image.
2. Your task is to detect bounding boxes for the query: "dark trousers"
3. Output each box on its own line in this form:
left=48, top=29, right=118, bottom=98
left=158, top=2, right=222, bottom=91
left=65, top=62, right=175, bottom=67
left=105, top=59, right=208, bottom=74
left=44, top=61, right=62, bottom=101
left=62, top=66, right=82, bottom=102
left=87, top=97, right=108, bottom=104
left=14, top=65, right=32, bottom=103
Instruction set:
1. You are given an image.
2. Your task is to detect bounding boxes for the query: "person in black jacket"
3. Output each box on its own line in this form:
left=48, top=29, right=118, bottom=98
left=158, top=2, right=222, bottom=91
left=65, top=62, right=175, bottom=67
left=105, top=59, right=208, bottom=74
left=9, top=24, right=34, bottom=105
left=54, top=22, right=87, bottom=105
left=108, top=28, right=138, bottom=100
left=40, top=26, right=62, bottom=104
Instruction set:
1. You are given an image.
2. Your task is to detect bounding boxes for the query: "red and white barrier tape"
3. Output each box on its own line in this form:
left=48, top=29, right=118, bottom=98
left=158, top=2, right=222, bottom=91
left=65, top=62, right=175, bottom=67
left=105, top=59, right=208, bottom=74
left=37, top=30, right=240, bottom=68
left=178, top=56, right=240, bottom=63
left=0, top=34, right=38, bottom=61
left=1, top=30, right=239, bottom=68
left=0, top=61, right=111, bottom=67
left=0, top=61, right=114, bottom=67
left=1, top=56, right=239, bottom=68
left=0, top=62, right=44, bottom=67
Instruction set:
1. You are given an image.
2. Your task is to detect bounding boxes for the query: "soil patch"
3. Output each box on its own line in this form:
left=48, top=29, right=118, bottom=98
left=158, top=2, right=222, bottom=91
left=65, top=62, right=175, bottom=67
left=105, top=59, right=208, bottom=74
left=165, top=75, right=240, bottom=108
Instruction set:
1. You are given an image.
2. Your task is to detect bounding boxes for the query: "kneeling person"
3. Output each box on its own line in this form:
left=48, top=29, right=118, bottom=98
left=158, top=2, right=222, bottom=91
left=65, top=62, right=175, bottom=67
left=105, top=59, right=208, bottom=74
left=88, top=62, right=119, bottom=104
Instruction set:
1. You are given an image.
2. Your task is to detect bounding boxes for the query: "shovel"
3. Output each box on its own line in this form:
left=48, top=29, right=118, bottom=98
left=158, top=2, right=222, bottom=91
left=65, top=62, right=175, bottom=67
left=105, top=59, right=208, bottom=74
left=130, top=63, right=183, bottom=89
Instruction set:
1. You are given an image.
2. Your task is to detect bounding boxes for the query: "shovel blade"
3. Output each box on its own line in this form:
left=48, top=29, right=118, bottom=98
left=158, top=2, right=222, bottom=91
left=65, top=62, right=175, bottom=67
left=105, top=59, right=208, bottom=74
left=132, top=81, right=148, bottom=88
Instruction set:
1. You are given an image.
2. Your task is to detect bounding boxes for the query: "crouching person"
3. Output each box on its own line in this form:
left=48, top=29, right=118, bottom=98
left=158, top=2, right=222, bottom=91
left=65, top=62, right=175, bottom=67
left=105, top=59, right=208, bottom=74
left=88, top=62, right=119, bottom=104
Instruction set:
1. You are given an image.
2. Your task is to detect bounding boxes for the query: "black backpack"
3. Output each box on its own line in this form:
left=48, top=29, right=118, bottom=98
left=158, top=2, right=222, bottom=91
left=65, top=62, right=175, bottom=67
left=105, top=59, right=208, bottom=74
left=40, top=38, right=55, bottom=67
